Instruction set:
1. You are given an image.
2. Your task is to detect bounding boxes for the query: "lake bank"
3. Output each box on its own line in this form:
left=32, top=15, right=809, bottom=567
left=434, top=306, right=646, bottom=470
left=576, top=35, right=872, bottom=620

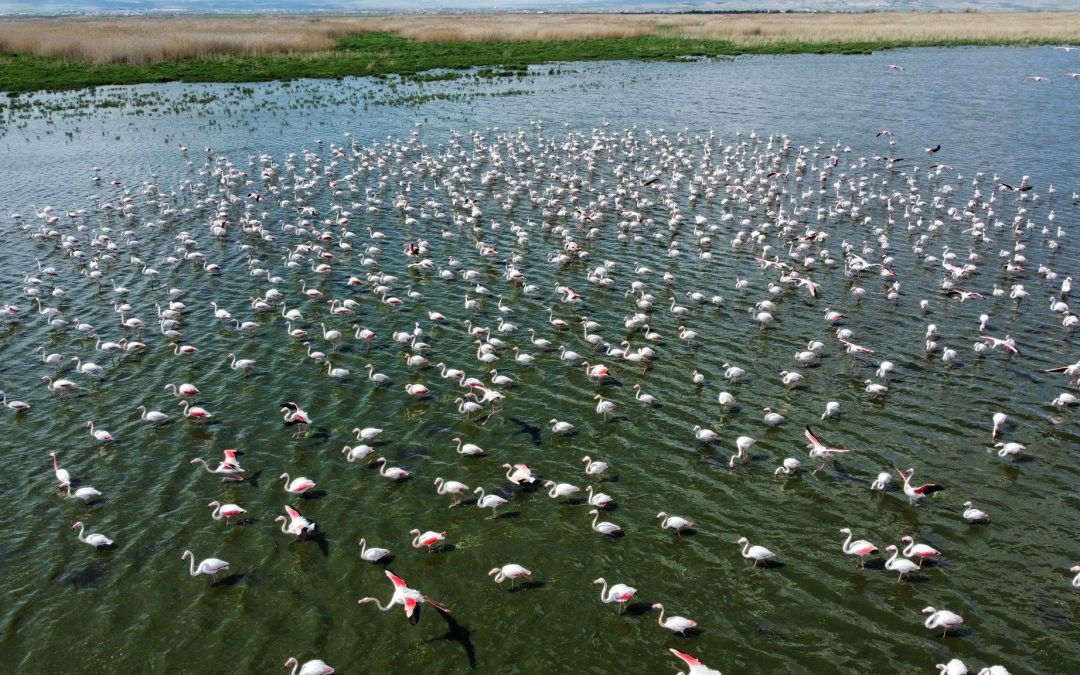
left=0, top=12, right=1078, bottom=92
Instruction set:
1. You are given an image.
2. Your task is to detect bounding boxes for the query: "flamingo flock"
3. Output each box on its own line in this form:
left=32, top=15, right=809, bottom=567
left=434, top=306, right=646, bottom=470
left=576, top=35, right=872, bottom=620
left=6, top=105, right=1078, bottom=673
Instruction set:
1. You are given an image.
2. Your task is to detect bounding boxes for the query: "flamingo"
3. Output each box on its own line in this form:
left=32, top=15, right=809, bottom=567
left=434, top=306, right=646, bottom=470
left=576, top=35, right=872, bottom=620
left=227, top=353, right=256, bottom=375
left=633, top=384, right=658, bottom=406
left=1069, top=565, right=1080, bottom=588
left=451, top=437, right=485, bottom=457
left=49, top=452, right=71, bottom=487
left=503, top=463, right=536, bottom=485
left=883, top=545, right=920, bottom=582
left=593, top=394, right=616, bottom=420
left=86, top=420, right=115, bottom=443
left=693, top=425, right=718, bottom=443
left=549, top=419, right=575, bottom=434
left=736, top=536, right=775, bottom=568
left=207, top=501, right=246, bottom=525
left=283, top=658, right=334, bottom=675
left=870, top=472, right=891, bottom=491
left=585, top=485, right=614, bottom=508
left=582, top=456, right=608, bottom=477
left=179, top=400, right=212, bottom=421
left=588, top=509, right=621, bottom=536
left=937, top=659, right=968, bottom=675
left=353, top=426, right=383, bottom=441
left=668, top=648, right=722, bottom=675
left=281, top=402, right=311, bottom=436
left=409, top=529, right=446, bottom=551
left=358, top=570, right=450, bottom=624
left=544, top=481, right=580, bottom=502
left=657, top=512, right=693, bottom=534
left=278, top=469, right=317, bottom=495
left=181, top=550, right=229, bottom=582
left=66, top=484, right=102, bottom=502
left=474, top=487, right=508, bottom=517
left=276, top=505, right=315, bottom=536
left=190, top=457, right=244, bottom=482
left=164, top=382, right=199, bottom=397
left=0, top=391, right=30, bottom=413
left=804, top=425, right=849, bottom=474
left=839, top=527, right=878, bottom=568
left=894, top=465, right=945, bottom=504
left=342, top=444, right=374, bottom=463
left=652, top=603, right=698, bottom=635
left=593, top=577, right=636, bottom=612
left=963, top=500, right=990, bottom=523
left=137, top=405, right=169, bottom=424
left=372, top=457, right=410, bottom=481
left=434, top=477, right=470, bottom=507
left=901, top=535, right=941, bottom=567
left=72, top=521, right=112, bottom=548
left=922, top=606, right=964, bottom=637
left=42, top=375, right=77, bottom=396
left=489, top=564, right=532, bottom=588
left=357, top=538, right=391, bottom=562
left=992, top=412, right=1008, bottom=439
left=774, top=457, right=802, bottom=476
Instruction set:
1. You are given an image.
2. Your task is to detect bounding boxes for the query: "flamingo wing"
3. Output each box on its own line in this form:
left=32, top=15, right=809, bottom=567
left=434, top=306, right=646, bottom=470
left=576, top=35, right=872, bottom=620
left=804, top=425, right=826, bottom=451
left=669, top=648, right=703, bottom=668
left=913, top=483, right=944, bottom=496
left=284, top=504, right=303, bottom=519
left=404, top=595, right=420, bottom=624
left=385, top=570, right=409, bottom=589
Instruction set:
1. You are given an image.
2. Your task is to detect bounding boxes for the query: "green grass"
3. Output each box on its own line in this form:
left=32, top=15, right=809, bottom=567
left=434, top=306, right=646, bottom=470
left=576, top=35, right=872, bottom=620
left=0, top=32, right=1061, bottom=94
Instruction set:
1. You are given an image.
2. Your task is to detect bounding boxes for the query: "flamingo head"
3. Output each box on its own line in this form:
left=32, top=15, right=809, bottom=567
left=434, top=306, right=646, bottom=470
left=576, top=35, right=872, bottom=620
left=963, top=501, right=974, bottom=508
left=651, top=603, right=664, bottom=610
left=207, top=501, right=219, bottom=508
left=71, top=521, right=81, bottom=529
left=487, top=568, right=501, bottom=577
left=901, top=535, right=913, bottom=543
left=283, top=658, right=298, bottom=669
left=181, top=550, right=192, bottom=560
left=409, top=528, right=420, bottom=535
left=588, top=509, right=599, bottom=517
left=921, top=606, right=937, bottom=615
left=1071, top=566, right=1080, bottom=573
left=839, top=527, right=851, bottom=535
left=592, top=577, right=605, bottom=585
left=736, top=536, right=748, bottom=545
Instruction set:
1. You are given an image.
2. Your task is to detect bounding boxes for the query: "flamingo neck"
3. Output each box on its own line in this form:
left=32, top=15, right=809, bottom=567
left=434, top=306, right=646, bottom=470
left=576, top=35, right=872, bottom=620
left=842, top=531, right=853, bottom=554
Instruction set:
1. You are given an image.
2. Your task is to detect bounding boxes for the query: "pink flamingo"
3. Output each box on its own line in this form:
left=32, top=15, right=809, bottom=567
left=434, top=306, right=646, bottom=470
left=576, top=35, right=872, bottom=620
left=280, top=473, right=315, bottom=494
left=358, top=570, right=450, bottom=624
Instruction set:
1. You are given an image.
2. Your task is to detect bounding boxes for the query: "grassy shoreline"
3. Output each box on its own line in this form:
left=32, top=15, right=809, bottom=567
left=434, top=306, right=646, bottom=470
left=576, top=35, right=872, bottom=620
left=1, top=14, right=1078, bottom=94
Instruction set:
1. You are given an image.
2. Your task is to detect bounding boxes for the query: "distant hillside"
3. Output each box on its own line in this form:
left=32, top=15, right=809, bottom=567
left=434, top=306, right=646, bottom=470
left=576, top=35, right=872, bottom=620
left=2, top=0, right=1079, bottom=17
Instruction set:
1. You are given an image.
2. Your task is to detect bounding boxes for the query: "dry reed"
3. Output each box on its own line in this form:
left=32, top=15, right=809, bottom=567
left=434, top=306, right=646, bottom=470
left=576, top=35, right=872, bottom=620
left=0, top=13, right=1078, bottom=65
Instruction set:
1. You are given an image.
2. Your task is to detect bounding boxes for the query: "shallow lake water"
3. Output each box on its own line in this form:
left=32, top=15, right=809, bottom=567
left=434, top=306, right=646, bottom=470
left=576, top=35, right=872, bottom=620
left=2, top=46, right=1080, bottom=674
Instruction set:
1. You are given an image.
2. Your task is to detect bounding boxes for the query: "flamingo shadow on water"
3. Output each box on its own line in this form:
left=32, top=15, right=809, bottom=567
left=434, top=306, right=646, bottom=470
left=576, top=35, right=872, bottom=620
left=622, top=600, right=657, bottom=616
left=297, top=489, right=328, bottom=500
left=293, top=529, right=330, bottom=558
left=58, top=564, right=110, bottom=588
left=507, top=417, right=542, bottom=446
left=423, top=603, right=477, bottom=669
left=210, top=573, right=246, bottom=588
left=507, top=580, right=546, bottom=593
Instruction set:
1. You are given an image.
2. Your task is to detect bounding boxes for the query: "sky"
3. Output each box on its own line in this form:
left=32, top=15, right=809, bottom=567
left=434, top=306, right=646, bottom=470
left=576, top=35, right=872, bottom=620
left=0, top=0, right=1075, bottom=15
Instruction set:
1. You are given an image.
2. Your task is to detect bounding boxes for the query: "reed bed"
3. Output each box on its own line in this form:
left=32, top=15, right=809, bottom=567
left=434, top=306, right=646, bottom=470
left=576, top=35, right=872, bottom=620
left=0, top=12, right=1078, bottom=66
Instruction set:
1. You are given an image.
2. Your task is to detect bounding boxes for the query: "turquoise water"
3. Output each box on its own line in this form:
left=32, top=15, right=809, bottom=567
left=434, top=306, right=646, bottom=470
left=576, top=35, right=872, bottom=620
left=2, top=47, right=1080, bottom=674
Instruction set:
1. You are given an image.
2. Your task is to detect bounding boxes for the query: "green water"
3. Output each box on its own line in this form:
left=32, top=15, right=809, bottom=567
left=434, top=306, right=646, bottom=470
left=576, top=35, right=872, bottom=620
left=2, top=49, right=1080, bottom=675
